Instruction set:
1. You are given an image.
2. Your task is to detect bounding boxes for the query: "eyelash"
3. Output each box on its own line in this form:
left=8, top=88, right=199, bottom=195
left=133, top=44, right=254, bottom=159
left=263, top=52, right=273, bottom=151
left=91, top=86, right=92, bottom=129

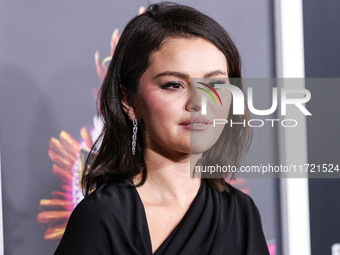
left=160, top=81, right=184, bottom=91
left=159, top=80, right=223, bottom=91
left=206, top=81, right=223, bottom=88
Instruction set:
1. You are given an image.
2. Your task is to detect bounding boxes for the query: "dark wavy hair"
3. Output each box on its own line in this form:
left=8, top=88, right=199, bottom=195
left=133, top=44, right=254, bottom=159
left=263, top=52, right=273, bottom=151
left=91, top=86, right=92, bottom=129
left=82, top=1, right=251, bottom=196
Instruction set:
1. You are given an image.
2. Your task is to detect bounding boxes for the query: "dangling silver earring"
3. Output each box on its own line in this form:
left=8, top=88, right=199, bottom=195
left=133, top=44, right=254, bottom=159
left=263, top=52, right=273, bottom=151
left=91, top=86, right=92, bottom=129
left=132, top=118, right=138, bottom=155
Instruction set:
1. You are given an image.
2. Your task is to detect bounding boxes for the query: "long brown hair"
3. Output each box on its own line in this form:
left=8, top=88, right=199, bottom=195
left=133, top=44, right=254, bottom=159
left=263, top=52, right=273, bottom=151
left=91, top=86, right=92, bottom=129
left=82, top=1, right=251, bottom=196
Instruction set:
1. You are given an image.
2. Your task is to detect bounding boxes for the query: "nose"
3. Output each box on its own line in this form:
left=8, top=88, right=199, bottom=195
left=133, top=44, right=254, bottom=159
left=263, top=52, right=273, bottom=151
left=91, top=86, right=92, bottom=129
left=185, top=83, right=202, bottom=112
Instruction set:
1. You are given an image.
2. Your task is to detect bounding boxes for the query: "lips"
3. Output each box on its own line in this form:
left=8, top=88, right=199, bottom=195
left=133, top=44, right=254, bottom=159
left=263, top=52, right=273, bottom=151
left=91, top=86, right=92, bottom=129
left=179, top=117, right=212, bottom=130
left=180, top=117, right=212, bottom=125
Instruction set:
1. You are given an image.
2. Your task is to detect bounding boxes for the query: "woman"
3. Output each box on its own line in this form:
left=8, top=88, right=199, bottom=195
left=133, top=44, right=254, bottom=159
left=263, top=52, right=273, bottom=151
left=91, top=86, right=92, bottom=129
left=55, top=2, right=270, bottom=254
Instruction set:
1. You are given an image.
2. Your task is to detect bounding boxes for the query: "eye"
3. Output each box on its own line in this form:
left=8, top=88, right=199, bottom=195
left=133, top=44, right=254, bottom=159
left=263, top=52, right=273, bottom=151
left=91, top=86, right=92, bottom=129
left=207, top=82, right=217, bottom=87
left=206, top=80, right=226, bottom=89
left=160, top=81, right=184, bottom=91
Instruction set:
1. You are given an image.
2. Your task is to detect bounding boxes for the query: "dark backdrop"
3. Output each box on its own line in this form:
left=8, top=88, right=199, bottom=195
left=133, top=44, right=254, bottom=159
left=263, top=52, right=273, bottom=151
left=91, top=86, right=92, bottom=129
left=0, top=0, right=279, bottom=254
left=303, top=0, right=340, bottom=254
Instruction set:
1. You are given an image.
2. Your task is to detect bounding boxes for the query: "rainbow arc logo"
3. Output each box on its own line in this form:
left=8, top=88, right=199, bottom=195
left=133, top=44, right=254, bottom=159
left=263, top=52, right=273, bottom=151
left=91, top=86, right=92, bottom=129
left=196, top=82, right=222, bottom=106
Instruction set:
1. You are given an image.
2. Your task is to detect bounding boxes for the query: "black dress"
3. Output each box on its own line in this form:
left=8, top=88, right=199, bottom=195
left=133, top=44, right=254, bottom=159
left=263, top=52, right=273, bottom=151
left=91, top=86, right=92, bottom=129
left=54, top=178, right=270, bottom=255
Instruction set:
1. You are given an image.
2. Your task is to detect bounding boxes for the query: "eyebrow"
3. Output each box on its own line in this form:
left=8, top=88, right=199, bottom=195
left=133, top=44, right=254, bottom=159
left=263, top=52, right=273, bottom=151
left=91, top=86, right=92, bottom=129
left=152, top=70, right=227, bottom=80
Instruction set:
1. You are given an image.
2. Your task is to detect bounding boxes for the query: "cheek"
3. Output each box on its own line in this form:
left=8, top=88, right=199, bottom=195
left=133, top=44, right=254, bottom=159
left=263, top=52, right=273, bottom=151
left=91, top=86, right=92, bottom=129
left=138, top=91, right=181, bottom=127
left=221, top=92, right=232, bottom=116
left=208, top=90, right=232, bottom=118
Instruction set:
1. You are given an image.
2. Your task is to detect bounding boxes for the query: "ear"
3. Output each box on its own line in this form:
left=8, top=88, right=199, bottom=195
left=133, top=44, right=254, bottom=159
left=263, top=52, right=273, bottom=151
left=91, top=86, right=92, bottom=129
left=120, top=85, right=137, bottom=120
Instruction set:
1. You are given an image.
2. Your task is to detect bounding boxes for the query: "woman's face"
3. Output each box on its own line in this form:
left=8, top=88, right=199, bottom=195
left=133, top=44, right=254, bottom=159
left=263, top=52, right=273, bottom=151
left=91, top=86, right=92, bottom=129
left=133, top=37, right=232, bottom=157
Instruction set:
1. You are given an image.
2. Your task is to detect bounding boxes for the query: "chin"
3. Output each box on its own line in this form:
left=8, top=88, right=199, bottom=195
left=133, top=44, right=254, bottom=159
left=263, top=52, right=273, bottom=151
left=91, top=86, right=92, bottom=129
left=189, top=141, right=215, bottom=155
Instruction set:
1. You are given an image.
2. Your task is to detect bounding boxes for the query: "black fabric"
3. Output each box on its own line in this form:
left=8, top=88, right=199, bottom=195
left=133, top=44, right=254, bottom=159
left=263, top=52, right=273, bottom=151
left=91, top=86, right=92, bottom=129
left=54, top=178, right=270, bottom=255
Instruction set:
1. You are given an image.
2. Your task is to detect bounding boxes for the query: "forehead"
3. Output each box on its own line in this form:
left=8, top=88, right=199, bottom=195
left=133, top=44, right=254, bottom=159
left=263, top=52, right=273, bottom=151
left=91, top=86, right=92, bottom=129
left=147, top=37, right=228, bottom=76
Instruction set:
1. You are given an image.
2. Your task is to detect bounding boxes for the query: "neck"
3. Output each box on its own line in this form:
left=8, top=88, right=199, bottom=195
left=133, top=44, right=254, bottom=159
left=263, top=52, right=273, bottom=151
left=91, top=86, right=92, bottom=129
left=133, top=147, right=202, bottom=204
